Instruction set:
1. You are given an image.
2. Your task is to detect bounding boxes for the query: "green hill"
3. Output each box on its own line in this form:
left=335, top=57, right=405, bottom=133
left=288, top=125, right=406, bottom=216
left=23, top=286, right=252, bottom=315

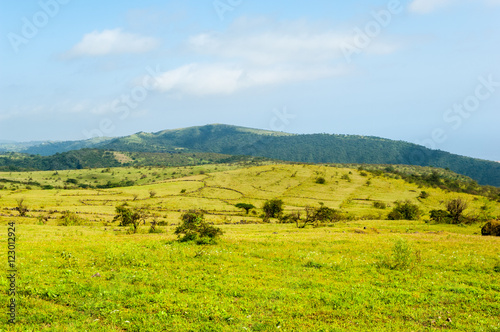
left=2, top=124, right=499, bottom=186
left=99, top=124, right=500, bottom=187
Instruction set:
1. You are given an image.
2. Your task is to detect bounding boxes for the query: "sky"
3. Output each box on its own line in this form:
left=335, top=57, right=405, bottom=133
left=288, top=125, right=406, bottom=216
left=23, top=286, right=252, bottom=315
left=1, top=0, right=499, bottom=161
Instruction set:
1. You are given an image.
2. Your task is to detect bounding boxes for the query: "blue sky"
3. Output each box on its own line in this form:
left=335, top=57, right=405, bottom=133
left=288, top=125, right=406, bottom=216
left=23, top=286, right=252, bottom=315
left=1, top=0, right=499, bottom=161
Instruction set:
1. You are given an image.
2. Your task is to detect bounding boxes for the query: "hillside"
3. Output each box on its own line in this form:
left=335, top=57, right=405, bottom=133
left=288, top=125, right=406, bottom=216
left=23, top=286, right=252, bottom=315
left=0, top=149, right=269, bottom=172
left=2, top=164, right=499, bottom=223
left=2, top=124, right=499, bottom=186
left=100, top=124, right=500, bottom=187
left=1, top=164, right=499, bottom=331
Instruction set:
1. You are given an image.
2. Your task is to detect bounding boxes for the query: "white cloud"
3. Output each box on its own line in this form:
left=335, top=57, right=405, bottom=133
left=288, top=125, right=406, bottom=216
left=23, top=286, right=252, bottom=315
left=65, top=29, right=159, bottom=58
left=188, top=30, right=349, bottom=65
left=150, top=19, right=398, bottom=96
left=153, top=63, right=347, bottom=96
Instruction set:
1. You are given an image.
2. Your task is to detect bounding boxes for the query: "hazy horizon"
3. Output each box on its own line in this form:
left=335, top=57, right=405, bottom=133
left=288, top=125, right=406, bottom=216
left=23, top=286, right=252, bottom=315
left=1, top=0, right=499, bottom=161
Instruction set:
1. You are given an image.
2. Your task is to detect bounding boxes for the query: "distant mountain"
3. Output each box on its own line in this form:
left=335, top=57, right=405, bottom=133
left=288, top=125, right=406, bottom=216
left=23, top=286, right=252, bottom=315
left=1, top=124, right=499, bottom=186
left=0, top=137, right=114, bottom=155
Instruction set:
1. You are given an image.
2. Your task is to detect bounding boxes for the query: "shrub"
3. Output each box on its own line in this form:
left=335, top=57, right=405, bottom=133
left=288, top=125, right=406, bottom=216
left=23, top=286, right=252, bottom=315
left=373, top=201, right=386, bottom=209
left=58, top=211, right=86, bottom=226
left=481, top=220, right=500, bottom=236
left=429, top=209, right=452, bottom=224
left=285, top=204, right=343, bottom=228
left=341, top=174, right=351, bottom=182
left=388, top=200, right=421, bottom=220
left=262, top=199, right=284, bottom=221
left=419, top=191, right=430, bottom=199
left=314, top=204, right=343, bottom=223
left=278, top=212, right=300, bottom=224
left=15, top=198, right=28, bottom=216
left=377, top=238, right=414, bottom=270
left=174, top=210, right=223, bottom=244
left=315, top=177, right=326, bottom=184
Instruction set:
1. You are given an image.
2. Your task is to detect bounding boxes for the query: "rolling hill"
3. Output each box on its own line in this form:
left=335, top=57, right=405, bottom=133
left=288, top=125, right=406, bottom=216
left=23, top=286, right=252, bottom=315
left=1, top=124, right=499, bottom=186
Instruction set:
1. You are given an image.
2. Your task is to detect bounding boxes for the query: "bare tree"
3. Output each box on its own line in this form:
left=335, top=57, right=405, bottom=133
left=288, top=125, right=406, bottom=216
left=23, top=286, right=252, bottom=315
left=446, top=198, right=468, bottom=224
left=16, top=198, right=28, bottom=216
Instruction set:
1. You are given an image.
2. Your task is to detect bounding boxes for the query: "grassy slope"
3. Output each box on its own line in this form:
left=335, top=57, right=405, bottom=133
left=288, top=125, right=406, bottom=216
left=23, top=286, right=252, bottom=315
left=0, top=164, right=499, bottom=331
left=5, top=124, right=498, bottom=186
left=99, top=124, right=500, bottom=187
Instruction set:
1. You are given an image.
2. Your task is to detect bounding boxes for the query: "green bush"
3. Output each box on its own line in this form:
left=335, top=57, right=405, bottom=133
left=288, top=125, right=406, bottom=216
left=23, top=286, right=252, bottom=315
left=315, top=177, right=326, bottom=184
left=429, top=209, right=451, bottom=224
left=373, top=201, right=386, bottom=209
left=341, top=174, right=351, bottom=182
left=388, top=200, right=421, bottom=220
left=481, top=220, right=500, bottom=236
left=419, top=191, right=430, bottom=199
left=282, top=204, right=344, bottom=228
left=174, top=210, right=223, bottom=244
left=377, top=238, right=414, bottom=270
left=262, top=199, right=284, bottom=221
left=58, top=211, right=86, bottom=226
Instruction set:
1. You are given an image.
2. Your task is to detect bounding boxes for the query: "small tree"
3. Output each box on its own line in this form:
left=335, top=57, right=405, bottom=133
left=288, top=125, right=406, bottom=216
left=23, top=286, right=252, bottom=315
left=235, top=203, right=256, bottom=214
left=113, top=203, right=148, bottom=233
left=283, top=204, right=343, bottom=228
left=16, top=198, right=28, bottom=217
left=314, top=204, right=343, bottom=223
left=262, top=199, right=284, bottom=221
left=446, top=198, right=468, bottom=224
left=174, top=210, right=223, bottom=244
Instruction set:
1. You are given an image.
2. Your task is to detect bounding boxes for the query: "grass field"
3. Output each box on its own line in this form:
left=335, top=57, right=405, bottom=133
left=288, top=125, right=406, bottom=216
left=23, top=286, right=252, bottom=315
left=1, top=164, right=499, bottom=331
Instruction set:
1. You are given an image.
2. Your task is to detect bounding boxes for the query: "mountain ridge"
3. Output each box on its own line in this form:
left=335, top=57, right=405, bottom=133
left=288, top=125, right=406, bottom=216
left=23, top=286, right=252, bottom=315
left=1, top=124, right=499, bottom=186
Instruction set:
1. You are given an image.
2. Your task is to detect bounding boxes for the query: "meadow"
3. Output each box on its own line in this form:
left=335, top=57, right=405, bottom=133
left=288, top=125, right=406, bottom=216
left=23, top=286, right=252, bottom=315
left=1, top=164, right=499, bottom=331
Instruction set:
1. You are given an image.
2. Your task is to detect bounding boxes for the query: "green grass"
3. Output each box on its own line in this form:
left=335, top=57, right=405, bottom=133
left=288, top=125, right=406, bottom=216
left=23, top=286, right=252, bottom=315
left=1, top=224, right=499, bottom=331
left=1, top=164, right=499, bottom=331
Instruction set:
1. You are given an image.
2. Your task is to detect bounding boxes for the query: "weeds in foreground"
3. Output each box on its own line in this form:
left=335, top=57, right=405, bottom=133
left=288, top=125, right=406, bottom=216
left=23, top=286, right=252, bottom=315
left=376, top=238, right=416, bottom=270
